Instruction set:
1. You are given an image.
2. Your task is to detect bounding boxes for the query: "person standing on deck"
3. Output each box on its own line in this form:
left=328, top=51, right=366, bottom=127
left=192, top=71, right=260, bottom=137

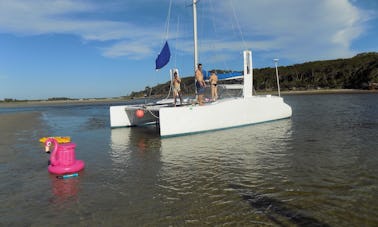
left=209, top=71, right=218, bottom=101
left=195, top=63, right=206, bottom=106
left=172, top=71, right=183, bottom=106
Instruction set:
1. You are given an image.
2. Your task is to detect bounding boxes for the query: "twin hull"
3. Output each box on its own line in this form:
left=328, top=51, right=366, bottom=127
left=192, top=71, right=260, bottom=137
left=110, top=96, right=292, bottom=137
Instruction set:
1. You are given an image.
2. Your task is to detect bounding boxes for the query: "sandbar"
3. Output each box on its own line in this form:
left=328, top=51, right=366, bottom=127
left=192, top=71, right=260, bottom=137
left=0, top=112, right=43, bottom=155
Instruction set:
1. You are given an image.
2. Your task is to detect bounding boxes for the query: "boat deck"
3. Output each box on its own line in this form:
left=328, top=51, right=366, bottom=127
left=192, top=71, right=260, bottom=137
left=125, top=95, right=279, bottom=112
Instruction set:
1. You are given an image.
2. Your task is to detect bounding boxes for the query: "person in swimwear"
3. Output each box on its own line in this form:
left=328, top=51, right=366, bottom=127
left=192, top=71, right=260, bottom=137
left=209, top=71, right=218, bottom=101
left=172, top=71, right=183, bottom=106
left=195, top=63, right=206, bottom=105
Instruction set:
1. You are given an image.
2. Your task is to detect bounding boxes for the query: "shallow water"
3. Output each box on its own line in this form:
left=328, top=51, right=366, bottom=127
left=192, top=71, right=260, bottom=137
left=1, top=94, right=377, bottom=226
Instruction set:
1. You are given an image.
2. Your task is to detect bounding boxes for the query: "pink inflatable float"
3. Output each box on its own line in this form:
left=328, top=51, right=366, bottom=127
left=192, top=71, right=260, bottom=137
left=45, top=138, right=85, bottom=175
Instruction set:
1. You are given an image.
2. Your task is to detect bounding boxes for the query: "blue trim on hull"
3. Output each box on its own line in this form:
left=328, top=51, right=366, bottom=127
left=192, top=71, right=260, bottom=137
left=110, top=121, right=157, bottom=129
left=160, top=117, right=291, bottom=138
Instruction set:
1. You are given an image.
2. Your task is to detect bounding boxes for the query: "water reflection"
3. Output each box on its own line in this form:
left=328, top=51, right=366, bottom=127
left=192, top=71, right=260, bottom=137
left=107, top=120, right=340, bottom=225
left=49, top=174, right=80, bottom=205
left=229, top=183, right=330, bottom=226
left=109, top=128, right=132, bottom=165
left=156, top=120, right=294, bottom=224
left=110, top=126, right=161, bottom=165
left=3, top=94, right=378, bottom=226
left=108, top=127, right=165, bottom=224
left=159, top=119, right=293, bottom=179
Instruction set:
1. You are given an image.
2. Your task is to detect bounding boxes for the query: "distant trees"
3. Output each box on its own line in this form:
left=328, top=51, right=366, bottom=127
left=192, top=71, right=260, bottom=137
left=47, top=97, right=74, bottom=101
left=127, top=52, right=378, bottom=98
left=3, top=98, right=18, bottom=102
left=247, top=52, right=378, bottom=92
left=259, top=52, right=378, bottom=91
left=1, top=98, right=28, bottom=102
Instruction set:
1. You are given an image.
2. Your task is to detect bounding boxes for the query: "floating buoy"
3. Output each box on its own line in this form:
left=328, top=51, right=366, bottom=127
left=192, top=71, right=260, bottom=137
left=135, top=109, right=144, bottom=118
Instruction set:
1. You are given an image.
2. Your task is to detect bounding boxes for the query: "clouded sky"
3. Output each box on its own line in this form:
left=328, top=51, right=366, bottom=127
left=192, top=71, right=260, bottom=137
left=0, top=0, right=377, bottom=100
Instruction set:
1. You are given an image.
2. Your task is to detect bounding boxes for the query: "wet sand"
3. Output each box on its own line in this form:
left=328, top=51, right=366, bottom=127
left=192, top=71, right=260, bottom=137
left=0, top=112, right=43, bottom=161
left=0, top=112, right=42, bottom=135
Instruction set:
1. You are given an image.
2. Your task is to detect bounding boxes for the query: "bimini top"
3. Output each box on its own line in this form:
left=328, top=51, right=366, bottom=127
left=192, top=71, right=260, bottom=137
left=203, top=71, right=243, bottom=81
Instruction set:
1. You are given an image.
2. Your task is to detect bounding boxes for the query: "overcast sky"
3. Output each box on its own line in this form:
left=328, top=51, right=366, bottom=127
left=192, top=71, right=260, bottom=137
left=0, top=0, right=377, bottom=99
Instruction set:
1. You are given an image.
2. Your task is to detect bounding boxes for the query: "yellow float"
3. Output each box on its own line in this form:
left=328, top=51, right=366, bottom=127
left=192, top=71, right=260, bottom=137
left=39, top=136, right=71, bottom=144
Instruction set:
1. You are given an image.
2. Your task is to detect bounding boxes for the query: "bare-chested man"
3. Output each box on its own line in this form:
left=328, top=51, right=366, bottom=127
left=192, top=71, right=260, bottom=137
left=195, top=63, right=206, bottom=105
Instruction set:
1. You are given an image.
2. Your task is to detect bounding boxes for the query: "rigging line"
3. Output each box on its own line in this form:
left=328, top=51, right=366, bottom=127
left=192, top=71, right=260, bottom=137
left=165, top=17, right=180, bottom=100
left=209, top=0, right=231, bottom=72
left=197, top=0, right=206, bottom=64
left=141, top=106, right=160, bottom=119
left=174, top=16, right=180, bottom=68
left=156, top=0, right=172, bottom=99
left=164, top=0, right=173, bottom=41
left=164, top=70, right=173, bottom=99
left=230, top=0, right=247, bottom=50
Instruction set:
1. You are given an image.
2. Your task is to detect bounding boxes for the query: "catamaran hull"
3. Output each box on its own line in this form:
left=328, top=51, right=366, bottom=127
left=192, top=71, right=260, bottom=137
left=110, top=105, right=159, bottom=127
left=110, top=96, right=292, bottom=137
left=159, top=96, right=291, bottom=137
left=110, top=50, right=292, bottom=137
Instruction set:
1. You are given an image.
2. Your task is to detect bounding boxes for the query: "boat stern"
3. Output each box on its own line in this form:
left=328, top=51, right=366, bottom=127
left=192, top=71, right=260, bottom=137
left=110, top=106, right=132, bottom=128
left=110, top=105, right=160, bottom=128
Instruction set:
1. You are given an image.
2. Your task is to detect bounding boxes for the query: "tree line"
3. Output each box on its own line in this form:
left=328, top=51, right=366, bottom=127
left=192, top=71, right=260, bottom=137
left=128, top=52, right=378, bottom=98
left=256, top=52, right=378, bottom=91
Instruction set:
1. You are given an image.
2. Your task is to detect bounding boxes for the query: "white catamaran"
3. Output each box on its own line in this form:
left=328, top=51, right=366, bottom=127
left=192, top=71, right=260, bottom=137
left=109, top=0, right=292, bottom=137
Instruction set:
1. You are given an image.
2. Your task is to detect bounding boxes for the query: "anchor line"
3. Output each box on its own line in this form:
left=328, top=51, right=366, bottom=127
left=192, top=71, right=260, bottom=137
left=141, top=106, right=160, bottom=119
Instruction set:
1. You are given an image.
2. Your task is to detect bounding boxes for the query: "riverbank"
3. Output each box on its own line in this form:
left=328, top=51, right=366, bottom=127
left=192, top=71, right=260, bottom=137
left=0, top=97, right=130, bottom=108
left=276, top=88, right=378, bottom=95
left=1, top=89, right=377, bottom=108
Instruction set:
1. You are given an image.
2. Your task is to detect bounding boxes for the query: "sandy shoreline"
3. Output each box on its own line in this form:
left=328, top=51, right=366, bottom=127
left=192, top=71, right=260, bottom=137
left=0, top=111, right=43, bottom=137
left=0, top=111, right=41, bottom=127
left=0, top=112, right=44, bottom=160
left=1, top=89, right=377, bottom=108
left=0, top=98, right=130, bottom=108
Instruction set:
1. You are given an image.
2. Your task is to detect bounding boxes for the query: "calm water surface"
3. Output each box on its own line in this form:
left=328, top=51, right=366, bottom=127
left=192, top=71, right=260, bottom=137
left=1, top=94, right=377, bottom=226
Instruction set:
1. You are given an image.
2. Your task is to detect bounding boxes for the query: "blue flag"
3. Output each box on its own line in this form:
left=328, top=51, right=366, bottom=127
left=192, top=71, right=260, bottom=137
left=155, top=41, right=171, bottom=70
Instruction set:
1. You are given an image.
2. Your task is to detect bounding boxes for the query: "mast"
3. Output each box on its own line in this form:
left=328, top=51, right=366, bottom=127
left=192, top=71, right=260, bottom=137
left=243, top=50, right=253, bottom=98
left=274, top=59, right=281, bottom=97
left=192, top=0, right=198, bottom=71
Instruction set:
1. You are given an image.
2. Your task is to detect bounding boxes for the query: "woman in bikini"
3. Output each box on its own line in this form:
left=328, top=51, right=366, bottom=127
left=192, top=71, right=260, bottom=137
left=209, top=72, right=218, bottom=101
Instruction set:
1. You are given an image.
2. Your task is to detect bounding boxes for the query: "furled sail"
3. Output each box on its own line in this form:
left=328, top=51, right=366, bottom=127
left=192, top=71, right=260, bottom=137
left=155, top=41, right=171, bottom=70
